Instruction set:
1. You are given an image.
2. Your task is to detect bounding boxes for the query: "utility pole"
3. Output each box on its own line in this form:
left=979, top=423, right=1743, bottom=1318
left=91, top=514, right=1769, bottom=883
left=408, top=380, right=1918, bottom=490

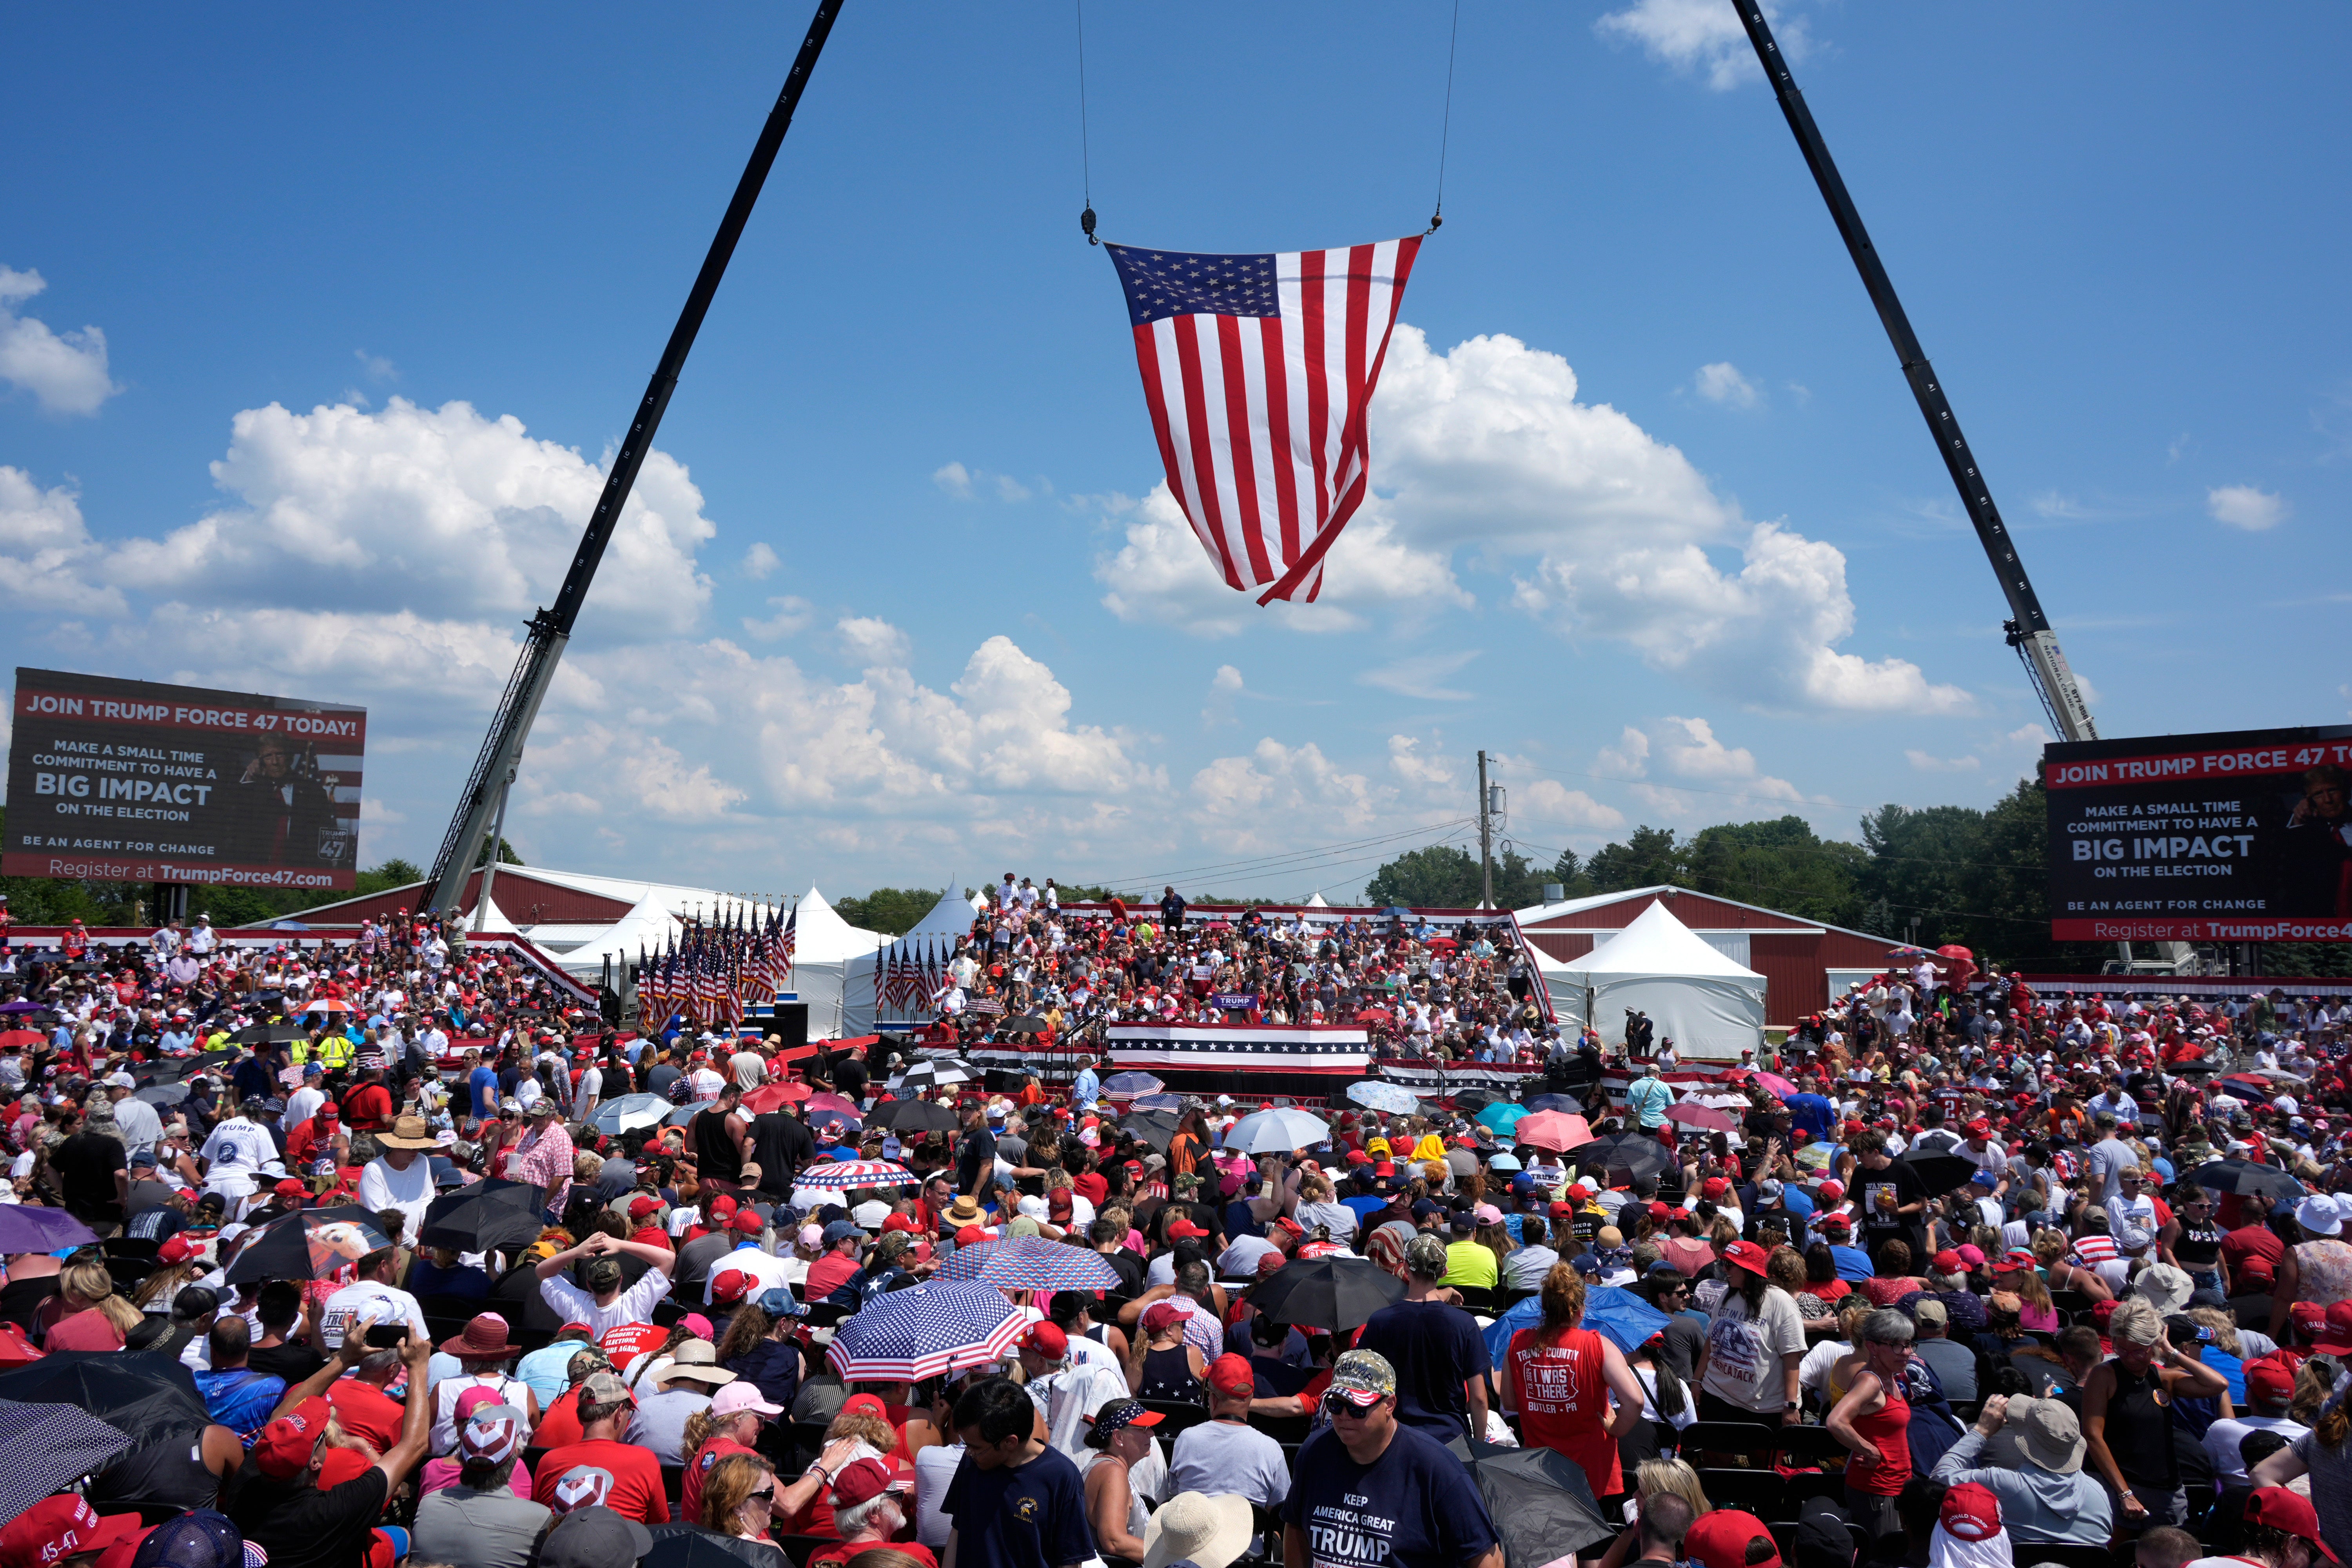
left=1477, top=750, right=1493, bottom=909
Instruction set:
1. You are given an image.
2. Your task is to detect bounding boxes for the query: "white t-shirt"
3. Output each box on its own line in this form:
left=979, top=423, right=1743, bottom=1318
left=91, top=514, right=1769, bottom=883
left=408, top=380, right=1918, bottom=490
left=358, top=1155, right=437, bottom=1246
left=320, top=1280, right=429, bottom=1350
left=1700, top=1286, right=1807, bottom=1414
left=700, top=1245, right=795, bottom=1305
left=200, top=1120, right=277, bottom=1172
left=537, top=1264, right=673, bottom=1339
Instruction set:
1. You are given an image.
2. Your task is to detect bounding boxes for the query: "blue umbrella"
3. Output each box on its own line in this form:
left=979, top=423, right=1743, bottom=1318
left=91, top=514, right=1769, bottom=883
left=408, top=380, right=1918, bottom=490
left=1346, top=1081, right=1421, bottom=1115
left=1477, top=1102, right=1529, bottom=1134
left=825, top=1280, right=1028, bottom=1382
left=1102, top=1072, right=1164, bottom=1097
left=0, top=1207, right=99, bottom=1253
left=1483, top=1285, right=1669, bottom=1365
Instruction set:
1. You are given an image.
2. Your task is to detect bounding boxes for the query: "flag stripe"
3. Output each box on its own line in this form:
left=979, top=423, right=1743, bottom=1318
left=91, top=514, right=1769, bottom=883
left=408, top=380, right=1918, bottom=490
left=1215, top=312, right=1276, bottom=583
left=1259, top=314, right=1299, bottom=567
left=1169, top=317, right=1243, bottom=590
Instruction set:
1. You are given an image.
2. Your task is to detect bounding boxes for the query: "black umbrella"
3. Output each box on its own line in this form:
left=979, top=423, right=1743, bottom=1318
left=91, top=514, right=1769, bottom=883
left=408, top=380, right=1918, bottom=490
left=868, top=1097, right=958, bottom=1133
left=0, top=1352, right=209, bottom=1442
left=1575, top=1133, right=1672, bottom=1181
left=0, top=1401, right=135, bottom=1527
left=2188, top=1159, right=2306, bottom=1201
left=640, top=1525, right=765, bottom=1568
left=1899, top=1147, right=1980, bottom=1197
left=1452, top=1088, right=1497, bottom=1114
left=1524, top=1094, right=1582, bottom=1114
left=132, top=1081, right=190, bottom=1106
left=1000, top=1015, right=1049, bottom=1034
left=222, top=1205, right=391, bottom=1285
left=1120, top=1109, right=1181, bottom=1154
left=1468, top=1440, right=1617, bottom=1568
left=417, top=1177, right=548, bottom=1255
left=1247, top=1256, right=1405, bottom=1331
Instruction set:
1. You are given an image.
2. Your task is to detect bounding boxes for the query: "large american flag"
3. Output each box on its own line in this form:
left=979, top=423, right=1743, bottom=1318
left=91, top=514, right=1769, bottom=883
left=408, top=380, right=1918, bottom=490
left=1106, top=237, right=1421, bottom=605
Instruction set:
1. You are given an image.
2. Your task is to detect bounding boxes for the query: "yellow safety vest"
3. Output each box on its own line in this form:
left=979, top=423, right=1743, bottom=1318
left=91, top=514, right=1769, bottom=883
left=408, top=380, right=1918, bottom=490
left=289, top=1038, right=311, bottom=1065
left=319, top=1034, right=353, bottom=1070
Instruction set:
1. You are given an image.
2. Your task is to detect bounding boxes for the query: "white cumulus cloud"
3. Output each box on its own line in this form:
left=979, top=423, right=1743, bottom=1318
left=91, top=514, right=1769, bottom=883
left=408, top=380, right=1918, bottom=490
left=2207, top=484, right=2288, bottom=531
left=0, top=266, right=119, bottom=416
left=1595, top=0, right=1809, bottom=91
left=1694, top=361, right=1761, bottom=408
left=0, top=467, right=127, bottom=615
left=1906, top=750, right=1982, bottom=773
left=1519, top=779, right=1626, bottom=829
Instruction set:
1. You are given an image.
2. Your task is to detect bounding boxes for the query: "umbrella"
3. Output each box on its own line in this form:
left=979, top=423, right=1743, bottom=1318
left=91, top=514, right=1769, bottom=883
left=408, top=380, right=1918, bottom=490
left=0, top=1352, right=210, bottom=1448
left=892, top=1059, right=978, bottom=1091
left=132, top=1082, right=189, bottom=1107
left=2219, top=1074, right=2288, bottom=1101
left=640, top=1528, right=755, bottom=1568
left=661, top=1104, right=703, bottom=1129
left=740, top=1081, right=812, bottom=1115
left=1482, top=1285, right=1668, bottom=1364
left=1120, top=1109, right=1181, bottom=1153
left=867, top=1097, right=958, bottom=1133
left=794, top=1160, right=915, bottom=1191
left=0, top=1030, right=44, bottom=1051
left=221, top=1206, right=390, bottom=1285
left=1512, top=1111, right=1596, bottom=1153
left=1102, top=1072, right=1164, bottom=1098
left=1750, top=1071, right=1798, bottom=1097
left=1223, top=1107, right=1330, bottom=1154
left=1347, top=1081, right=1423, bottom=1116
left=0, top=1401, right=134, bottom=1524
left=0, top=1002, right=46, bottom=1014
left=1573, top=1133, right=1671, bottom=1180
left=586, top=1093, right=674, bottom=1135
left=1452, top=1088, right=1497, bottom=1114
left=1383, top=907, right=1415, bottom=920
left=1523, top=1094, right=1582, bottom=1114
left=2187, top=1159, right=2306, bottom=1201
left=939, top=1237, right=1123, bottom=1292
left=1470, top=1441, right=1616, bottom=1568
left=1665, top=1102, right=1736, bottom=1133
left=1248, top=1256, right=1406, bottom=1332
left=805, top=1092, right=862, bottom=1120
left=1000, top=1016, right=1049, bottom=1034
left=416, top=1178, right=547, bottom=1255
left=826, top=1280, right=1028, bottom=1381
left=1477, top=1103, right=1530, bottom=1135
left=0, top=1207, right=99, bottom=1253
left=1898, top=1148, right=1980, bottom=1197
left=1131, top=1093, right=1183, bottom=1111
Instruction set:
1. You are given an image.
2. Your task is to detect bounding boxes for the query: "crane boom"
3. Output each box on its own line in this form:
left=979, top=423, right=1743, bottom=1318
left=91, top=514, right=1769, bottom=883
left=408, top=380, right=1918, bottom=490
left=1729, top=3, right=2097, bottom=744
left=423, top=0, right=845, bottom=917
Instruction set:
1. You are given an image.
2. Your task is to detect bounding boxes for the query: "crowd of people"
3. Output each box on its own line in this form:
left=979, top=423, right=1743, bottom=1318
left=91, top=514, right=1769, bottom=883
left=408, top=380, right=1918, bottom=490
left=2, top=884, right=2350, bottom=1568
left=927, top=877, right=1559, bottom=1063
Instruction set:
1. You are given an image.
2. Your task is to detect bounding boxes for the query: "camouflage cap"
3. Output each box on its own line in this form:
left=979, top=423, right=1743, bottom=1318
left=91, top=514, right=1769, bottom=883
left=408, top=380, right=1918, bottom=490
left=1327, top=1348, right=1397, bottom=1406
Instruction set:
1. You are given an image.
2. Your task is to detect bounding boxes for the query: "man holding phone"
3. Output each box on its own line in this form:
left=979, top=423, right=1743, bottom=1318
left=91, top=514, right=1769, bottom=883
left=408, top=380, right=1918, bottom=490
left=234, top=1330, right=433, bottom=1568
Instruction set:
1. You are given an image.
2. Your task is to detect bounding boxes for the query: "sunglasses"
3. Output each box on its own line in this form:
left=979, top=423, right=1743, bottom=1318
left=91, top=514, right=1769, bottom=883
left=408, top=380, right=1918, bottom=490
left=1321, top=1393, right=1383, bottom=1419
left=746, top=1487, right=775, bottom=1502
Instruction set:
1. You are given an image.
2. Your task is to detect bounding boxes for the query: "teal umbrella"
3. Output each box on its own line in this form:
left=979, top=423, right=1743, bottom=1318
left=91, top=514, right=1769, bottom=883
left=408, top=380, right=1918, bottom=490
left=1477, top=1102, right=1529, bottom=1135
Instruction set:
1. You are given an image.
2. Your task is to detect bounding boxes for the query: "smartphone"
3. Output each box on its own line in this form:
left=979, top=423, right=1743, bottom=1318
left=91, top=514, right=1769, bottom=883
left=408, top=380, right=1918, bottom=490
left=364, top=1322, right=408, bottom=1349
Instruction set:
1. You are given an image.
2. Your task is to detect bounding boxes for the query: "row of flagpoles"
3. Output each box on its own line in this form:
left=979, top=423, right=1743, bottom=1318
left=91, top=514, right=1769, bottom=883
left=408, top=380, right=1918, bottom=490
left=637, top=901, right=796, bottom=1027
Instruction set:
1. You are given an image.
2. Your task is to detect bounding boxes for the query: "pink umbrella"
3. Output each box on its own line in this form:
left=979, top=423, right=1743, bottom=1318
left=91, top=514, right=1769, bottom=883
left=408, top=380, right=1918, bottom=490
left=1666, top=1102, right=1736, bottom=1132
left=805, top=1092, right=860, bottom=1119
left=1751, top=1071, right=1798, bottom=1097
left=1511, top=1111, right=1595, bottom=1152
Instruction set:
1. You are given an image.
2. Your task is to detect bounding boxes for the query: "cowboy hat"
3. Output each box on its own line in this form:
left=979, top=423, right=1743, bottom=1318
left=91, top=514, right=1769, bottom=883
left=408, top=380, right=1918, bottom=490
left=658, top=1340, right=737, bottom=1385
left=376, top=1114, right=440, bottom=1150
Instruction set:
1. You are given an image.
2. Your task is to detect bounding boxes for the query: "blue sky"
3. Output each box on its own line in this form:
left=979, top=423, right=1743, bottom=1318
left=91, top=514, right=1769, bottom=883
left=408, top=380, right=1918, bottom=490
left=5, top=1, right=2348, bottom=906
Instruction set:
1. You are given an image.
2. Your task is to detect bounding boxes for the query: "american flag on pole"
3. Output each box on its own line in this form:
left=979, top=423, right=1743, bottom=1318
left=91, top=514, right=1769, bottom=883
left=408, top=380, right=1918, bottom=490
left=779, top=904, right=797, bottom=975
left=1105, top=237, right=1422, bottom=605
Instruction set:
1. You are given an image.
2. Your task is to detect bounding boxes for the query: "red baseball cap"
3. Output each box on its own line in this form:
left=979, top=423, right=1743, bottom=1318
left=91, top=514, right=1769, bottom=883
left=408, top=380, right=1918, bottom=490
left=2314, top=1300, right=2352, bottom=1356
left=627, top=1194, right=661, bottom=1218
left=1022, top=1322, right=1068, bottom=1357
left=0, top=1496, right=141, bottom=1568
left=731, top=1209, right=766, bottom=1234
left=1720, top=1240, right=1772, bottom=1277
left=1682, top=1509, right=1781, bottom=1568
left=1167, top=1220, right=1209, bottom=1239
left=1206, top=1352, right=1256, bottom=1397
left=2245, top=1489, right=2340, bottom=1564
left=157, top=1233, right=200, bottom=1265
left=708, top=1194, right=738, bottom=1218
left=1141, top=1301, right=1186, bottom=1334
left=1817, top=1180, right=1844, bottom=1200
left=1939, top=1483, right=2002, bottom=1543
left=840, top=1393, right=889, bottom=1421
left=252, top=1396, right=333, bottom=1479
left=710, top=1269, right=751, bottom=1305
left=881, top=1213, right=918, bottom=1234
left=2245, top=1356, right=2296, bottom=1403
left=1701, top=1177, right=1728, bottom=1199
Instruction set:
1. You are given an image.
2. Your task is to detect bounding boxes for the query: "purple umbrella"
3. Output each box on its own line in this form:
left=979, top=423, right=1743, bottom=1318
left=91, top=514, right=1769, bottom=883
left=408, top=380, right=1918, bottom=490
left=0, top=1207, right=100, bottom=1253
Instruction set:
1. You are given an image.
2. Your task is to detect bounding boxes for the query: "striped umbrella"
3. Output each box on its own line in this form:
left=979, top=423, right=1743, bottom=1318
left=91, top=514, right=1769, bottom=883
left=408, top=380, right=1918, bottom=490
left=939, top=1237, right=1122, bottom=1292
left=794, top=1160, right=916, bottom=1191
left=0, top=1401, right=134, bottom=1526
left=826, top=1280, right=1028, bottom=1381
left=1347, top=1081, right=1422, bottom=1116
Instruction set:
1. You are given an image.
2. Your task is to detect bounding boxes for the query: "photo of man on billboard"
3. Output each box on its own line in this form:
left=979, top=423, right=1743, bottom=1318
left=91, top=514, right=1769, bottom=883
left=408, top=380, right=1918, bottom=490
left=2280, top=763, right=2352, bottom=916
left=232, top=732, right=351, bottom=870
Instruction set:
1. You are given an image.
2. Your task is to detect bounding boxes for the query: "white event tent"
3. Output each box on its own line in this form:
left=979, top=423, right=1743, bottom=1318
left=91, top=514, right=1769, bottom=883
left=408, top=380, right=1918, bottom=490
left=1538, top=899, right=1766, bottom=1061
left=785, top=887, right=893, bottom=1039
left=841, top=890, right=983, bottom=1037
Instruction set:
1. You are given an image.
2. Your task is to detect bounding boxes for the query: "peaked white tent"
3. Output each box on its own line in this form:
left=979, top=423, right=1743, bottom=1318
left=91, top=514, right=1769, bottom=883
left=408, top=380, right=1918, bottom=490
left=788, top=887, right=892, bottom=1039
left=1305, top=892, right=1331, bottom=908
left=465, top=894, right=520, bottom=935
left=1538, top=900, right=1766, bottom=1061
left=554, top=892, right=683, bottom=977
left=842, top=890, right=981, bottom=1036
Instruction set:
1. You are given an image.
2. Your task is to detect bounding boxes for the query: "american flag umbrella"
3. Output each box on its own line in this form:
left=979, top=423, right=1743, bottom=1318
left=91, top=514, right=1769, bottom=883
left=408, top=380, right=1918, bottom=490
left=794, top=1160, right=916, bottom=1191
left=1101, top=1072, right=1164, bottom=1098
left=939, top=1237, right=1122, bottom=1292
left=0, top=1400, right=134, bottom=1526
left=826, top=1280, right=1028, bottom=1382
left=1347, top=1081, right=1422, bottom=1116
